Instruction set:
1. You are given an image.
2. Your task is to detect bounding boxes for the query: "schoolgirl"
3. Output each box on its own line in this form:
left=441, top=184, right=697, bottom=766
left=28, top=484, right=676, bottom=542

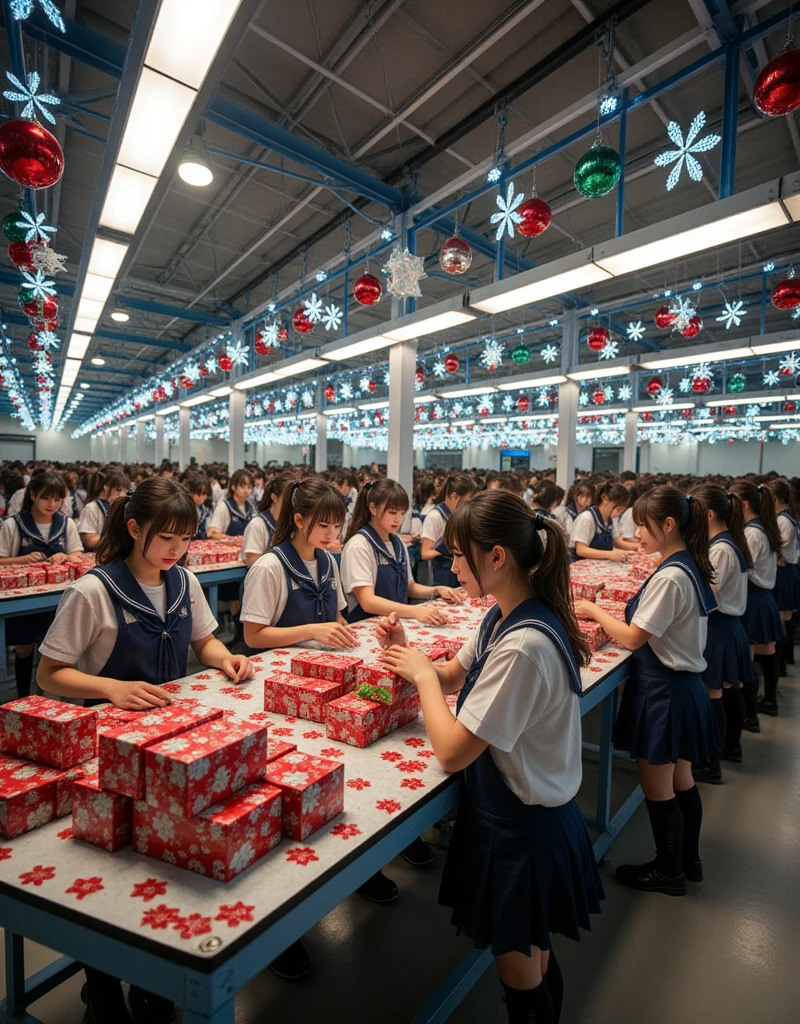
left=420, top=472, right=477, bottom=587
left=729, top=480, right=785, bottom=721
left=528, top=480, right=562, bottom=518
left=208, top=469, right=256, bottom=634
left=616, top=480, right=652, bottom=549
left=182, top=470, right=212, bottom=540
left=691, top=484, right=753, bottom=780
left=242, top=471, right=294, bottom=567
left=252, top=468, right=266, bottom=505
left=769, top=478, right=799, bottom=673
left=37, top=478, right=250, bottom=1024
left=77, top=468, right=130, bottom=550
left=340, top=478, right=461, bottom=625
left=381, top=490, right=603, bottom=1024
left=553, top=480, right=594, bottom=546
left=0, top=472, right=84, bottom=697
left=570, top=482, right=629, bottom=562
left=2, top=471, right=29, bottom=518
left=575, top=487, right=719, bottom=896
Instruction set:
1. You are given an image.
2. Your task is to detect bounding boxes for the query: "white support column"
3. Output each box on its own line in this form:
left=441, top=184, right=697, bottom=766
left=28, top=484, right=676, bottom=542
left=387, top=339, right=417, bottom=513
left=178, top=406, right=191, bottom=471
left=135, top=421, right=146, bottom=463
left=228, top=389, right=245, bottom=473
left=118, top=427, right=128, bottom=464
left=623, top=410, right=638, bottom=472
left=315, top=384, right=328, bottom=471
left=154, top=414, right=166, bottom=466
left=102, top=432, right=113, bottom=463
left=90, top=435, right=100, bottom=460
left=556, top=311, right=579, bottom=491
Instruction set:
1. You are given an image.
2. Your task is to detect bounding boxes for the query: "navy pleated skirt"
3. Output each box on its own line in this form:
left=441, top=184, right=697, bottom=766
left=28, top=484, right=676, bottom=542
left=439, top=791, right=604, bottom=956
left=702, top=611, right=754, bottom=690
left=773, top=564, right=800, bottom=613
left=741, top=582, right=785, bottom=645
left=7, top=609, right=56, bottom=647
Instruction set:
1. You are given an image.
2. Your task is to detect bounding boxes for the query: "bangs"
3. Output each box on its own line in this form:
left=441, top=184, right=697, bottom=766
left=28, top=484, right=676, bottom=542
left=143, top=495, right=198, bottom=545
left=380, top=484, right=410, bottom=514
left=632, top=492, right=653, bottom=529
left=307, top=488, right=347, bottom=530
left=35, top=481, right=66, bottom=501
left=443, top=502, right=471, bottom=557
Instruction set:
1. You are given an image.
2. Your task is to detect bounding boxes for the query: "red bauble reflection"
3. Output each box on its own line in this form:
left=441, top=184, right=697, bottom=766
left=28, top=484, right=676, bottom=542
left=654, top=305, right=677, bottom=329
left=180, top=376, right=193, bottom=389
left=682, top=408, right=694, bottom=419
left=8, top=241, right=33, bottom=270
left=324, top=385, right=335, bottom=401
left=591, top=388, right=606, bottom=405
left=785, top=400, right=797, bottom=412
left=353, top=273, right=382, bottom=305
left=444, top=354, right=460, bottom=373
left=517, top=197, right=551, bottom=238
left=217, top=354, right=233, bottom=372
left=692, top=377, right=710, bottom=393
left=367, top=379, right=377, bottom=393
left=254, top=332, right=271, bottom=356
left=754, top=49, right=800, bottom=117
left=415, top=368, right=425, bottom=386
left=646, top=376, right=663, bottom=396
left=292, top=308, right=314, bottom=334
left=640, top=410, right=652, bottom=421
left=771, top=278, right=800, bottom=309
left=199, top=364, right=208, bottom=377
left=438, top=236, right=473, bottom=275
left=22, top=295, right=57, bottom=322
left=0, top=119, right=65, bottom=189
left=682, top=315, right=703, bottom=338
left=723, top=406, right=737, bottom=415
left=517, top=396, right=530, bottom=413
left=587, top=326, right=610, bottom=351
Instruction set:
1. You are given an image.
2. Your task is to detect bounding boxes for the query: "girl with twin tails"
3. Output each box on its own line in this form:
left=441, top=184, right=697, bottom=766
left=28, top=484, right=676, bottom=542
left=420, top=473, right=478, bottom=588
left=570, top=482, right=630, bottom=562
left=242, top=471, right=295, bottom=567
left=77, top=468, right=130, bottom=550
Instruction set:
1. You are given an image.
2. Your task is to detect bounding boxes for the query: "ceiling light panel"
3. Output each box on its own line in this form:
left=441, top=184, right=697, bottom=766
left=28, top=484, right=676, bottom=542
left=117, top=68, right=196, bottom=179
left=145, top=0, right=243, bottom=89
left=99, top=165, right=158, bottom=234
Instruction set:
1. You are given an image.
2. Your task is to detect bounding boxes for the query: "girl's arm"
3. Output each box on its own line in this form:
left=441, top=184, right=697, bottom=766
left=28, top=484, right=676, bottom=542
left=36, top=654, right=172, bottom=709
left=614, top=537, right=639, bottom=551
left=574, top=541, right=627, bottom=562
left=573, top=599, right=651, bottom=650
left=207, top=526, right=224, bottom=540
left=420, top=537, right=440, bottom=561
left=244, top=550, right=261, bottom=567
left=408, top=581, right=462, bottom=603
left=243, top=618, right=358, bottom=651
left=350, top=584, right=449, bottom=625
left=0, top=552, right=45, bottom=565
left=80, top=531, right=100, bottom=550
left=191, top=634, right=252, bottom=682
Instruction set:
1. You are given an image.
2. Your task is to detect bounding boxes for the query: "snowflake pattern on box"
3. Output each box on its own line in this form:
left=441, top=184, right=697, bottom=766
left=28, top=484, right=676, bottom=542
left=490, top=181, right=525, bottom=240
left=3, top=71, right=60, bottom=123
left=654, top=111, right=721, bottom=191
left=480, top=338, right=505, bottom=370
left=382, top=248, right=426, bottom=298
left=541, top=344, right=559, bottom=364
left=715, top=300, right=746, bottom=330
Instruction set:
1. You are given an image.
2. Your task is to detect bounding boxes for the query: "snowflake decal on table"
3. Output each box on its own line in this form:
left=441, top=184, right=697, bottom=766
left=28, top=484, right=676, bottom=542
left=679, top=377, right=693, bottom=393
left=21, top=269, right=56, bottom=300
left=131, top=878, right=168, bottom=902
left=66, top=876, right=104, bottom=901
left=330, top=822, right=362, bottom=839
left=400, top=777, right=425, bottom=790
left=655, top=387, right=675, bottom=406
left=215, top=902, right=254, bottom=928
left=381, top=751, right=403, bottom=763
left=10, top=1, right=65, bottom=32
left=56, top=827, right=72, bottom=840
left=319, top=747, right=344, bottom=758
left=140, top=904, right=182, bottom=930
left=779, top=352, right=800, bottom=373
left=654, top=111, right=721, bottom=191
left=14, top=209, right=56, bottom=244
left=396, top=759, right=426, bottom=773
left=0, top=847, right=12, bottom=860
left=480, top=338, right=505, bottom=371
left=303, top=293, right=324, bottom=323
left=226, top=342, right=249, bottom=368
left=19, top=865, right=55, bottom=886
left=599, top=340, right=619, bottom=360
left=286, top=846, right=319, bottom=866
left=383, top=247, right=427, bottom=298
left=490, top=181, right=525, bottom=240
left=763, top=370, right=781, bottom=387
left=346, top=777, right=371, bottom=790
left=173, top=914, right=212, bottom=940
left=432, top=359, right=447, bottom=378
left=404, top=737, right=426, bottom=748
left=617, top=384, right=632, bottom=401
left=541, top=343, right=559, bottom=364
left=376, top=799, right=402, bottom=814
left=302, top=730, right=324, bottom=740
left=627, top=320, right=645, bottom=342
left=3, top=71, right=60, bottom=123
left=715, top=300, right=746, bottom=330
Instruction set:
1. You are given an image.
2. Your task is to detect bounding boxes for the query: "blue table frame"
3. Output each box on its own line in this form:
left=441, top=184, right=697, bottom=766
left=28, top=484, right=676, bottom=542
left=0, top=660, right=639, bottom=1024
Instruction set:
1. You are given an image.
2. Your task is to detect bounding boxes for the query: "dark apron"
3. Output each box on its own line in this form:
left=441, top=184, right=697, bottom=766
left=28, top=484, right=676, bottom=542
left=271, top=540, right=339, bottom=628
left=15, top=511, right=68, bottom=557
left=703, top=532, right=753, bottom=688
left=430, top=503, right=458, bottom=588
left=348, top=525, right=409, bottom=623
left=574, top=506, right=612, bottom=560
left=81, top=500, right=109, bottom=551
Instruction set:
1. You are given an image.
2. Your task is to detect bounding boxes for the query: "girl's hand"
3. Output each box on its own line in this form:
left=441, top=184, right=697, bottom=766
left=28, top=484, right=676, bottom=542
left=20, top=552, right=45, bottom=563
left=374, top=612, right=407, bottom=649
left=573, top=599, right=598, bottom=620
left=436, top=586, right=464, bottom=604
left=608, top=549, right=627, bottom=562
left=111, top=681, right=172, bottom=710
left=221, top=655, right=253, bottom=682
left=415, top=604, right=449, bottom=626
left=309, top=622, right=358, bottom=649
left=48, top=552, right=67, bottom=564
left=380, top=645, right=435, bottom=687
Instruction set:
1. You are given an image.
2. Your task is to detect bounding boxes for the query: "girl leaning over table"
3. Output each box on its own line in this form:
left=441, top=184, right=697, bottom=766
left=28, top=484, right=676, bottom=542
left=381, top=489, right=604, bottom=1024
left=36, top=477, right=251, bottom=1024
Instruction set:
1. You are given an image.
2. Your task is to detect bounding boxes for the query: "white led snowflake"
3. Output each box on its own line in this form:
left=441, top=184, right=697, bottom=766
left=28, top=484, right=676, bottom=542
left=617, top=384, right=632, bottom=401
left=285, top=390, right=297, bottom=406
left=451, top=402, right=464, bottom=417
left=654, top=111, right=721, bottom=191
left=31, top=245, right=67, bottom=275
left=380, top=227, right=394, bottom=241
left=669, top=295, right=697, bottom=331
left=204, top=356, right=218, bottom=376
left=716, top=300, right=746, bottom=330
left=339, top=383, right=354, bottom=401
left=490, top=181, right=525, bottom=241
left=537, top=388, right=550, bottom=407
left=274, top=399, right=283, bottom=413
left=10, top=1, right=65, bottom=32
left=487, top=166, right=502, bottom=183
left=763, top=370, right=781, bottom=387
left=578, top=391, right=589, bottom=407
left=627, top=321, right=645, bottom=342
left=779, top=352, right=800, bottom=373
left=162, top=379, right=175, bottom=398
left=321, top=303, right=342, bottom=332
left=383, top=370, right=391, bottom=386
left=301, top=389, right=314, bottom=408
left=3, top=71, right=59, bottom=123
left=694, top=362, right=713, bottom=381
left=478, top=393, right=495, bottom=414
left=746, top=405, right=761, bottom=418
left=432, top=360, right=447, bottom=378
left=414, top=375, right=424, bottom=392
left=262, top=323, right=279, bottom=345
left=603, top=385, right=615, bottom=401
left=21, top=269, right=56, bottom=300
left=480, top=338, right=505, bottom=370
left=383, top=248, right=426, bottom=298
left=183, top=361, right=200, bottom=383
left=15, top=209, right=56, bottom=244
left=656, top=387, right=675, bottom=406
left=359, top=376, right=371, bottom=392
left=226, top=342, right=249, bottom=368
left=502, top=395, right=514, bottom=411
left=36, top=330, right=59, bottom=352
left=541, top=344, right=559, bottom=364
left=599, top=340, right=619, bottom=360
left=315, top=269, right=328, bottom=283
left=679, top=377, right=693, bottom=393
left=303, top=293, right=324, bottom=323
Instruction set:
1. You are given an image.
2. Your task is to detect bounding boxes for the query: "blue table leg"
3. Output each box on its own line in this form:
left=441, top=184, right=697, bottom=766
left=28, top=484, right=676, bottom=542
left=207, top=584, right=219, bottom=621
left=4, top=932, right=26, bottom=1019
left=411, top=948, right=494, bottom=1024
left=595, top=688, right=617, bottom=834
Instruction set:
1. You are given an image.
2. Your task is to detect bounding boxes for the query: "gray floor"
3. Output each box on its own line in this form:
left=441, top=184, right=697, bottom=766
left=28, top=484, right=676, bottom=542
left=3, top=666, right=798, bottom=1024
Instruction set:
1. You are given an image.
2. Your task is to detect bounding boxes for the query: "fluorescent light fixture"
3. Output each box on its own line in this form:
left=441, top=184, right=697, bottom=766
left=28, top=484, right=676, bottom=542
left=100, top=165, right=158, bottom=234
left=438, top=386, right=498, bottom=398
left=79, top=382, right=91, bottom=390
left=414, top=396, right=438, bottom=404
left=178, top=155, right=213, bottom=187
left=381, top=306, right=477, bottom=342
left=480, top=416, right=509, bottom=424
left=90, top=357, right=106, bottom=366
left=777, top=171, right=800, bottom=221
left=580, top=404, right=628, bottom=415
left=181, top=393, right=215, bottom=407
left=632, top=402, right=695, bottom=412
left=138, top=413, right=155, bottom=422
left=496, top=374, right=567, bottom=391
left=320, top=332, right=389, bottom=361
left=145, top=0, right=243, bottom=90
left=706, top=395, right=778, bottom=407
left=78, top=297, right=105, bottom=322
left=750, top=336, right=800, bottom=355
left=358, top=400, right=390, bottom=410
left=273, top=356, right=326, bottom=377
left=297, top=412, right=317, bottom=420
left=74, top=316, right=99, bottom=334
left=111, top=309, right=130, bottom=322
left=82, top=273, right=114, bottom=303
left=769, top=422, right=800, bottom=429
left=640, top=346, right=753, bottom=369
left=469, top=250, right=612, bottom=315
left=323, top=406, right=356, bottom=416
left=62, top=359, right=82, bottom=386
left=567, top=364, right=632, bottom=381
left=234, top=371, right=281, bottom=390
left=210, top=386, right=232, bottom=397
left=451, top=418, right=475, bottom=426
left=117, top=68, right=196, bottom=179
left=161, top=405, right=180, bottom=415
left=66, top=333, right=91, bottom=360
left=88, top=237, right=128, bottom=279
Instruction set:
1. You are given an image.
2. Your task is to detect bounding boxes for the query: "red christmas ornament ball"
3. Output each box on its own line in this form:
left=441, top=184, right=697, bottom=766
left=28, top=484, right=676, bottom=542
left=779, top=365, right=793, bottom=376
left=646, top=376, right=663, bottom=396
left=591, top=387, right=606, bottom=405
left=217, top=353, right=233, bottom=372
left=692, top=376, right=710, bottom=393
left=367, top=379, right=378, bottom=393
left=353, top=272, right=382, bottom=306
left=8, top=241, right=33, bottom=270
left=199, top=364, right=208, bottom=377
left=682, top=408, right=694, bottom=419
left=254, top=332, right=271, bottom=356
left=292, top=308, right=314, bottom=334
left=22, top=295, right=58, bottom=322
left=277, top=324, right=289, bottom=342
left=587, top=326, right=610, bottom=352
left=180, top=376, right=193, bottom=389
left=770, top=278, right=800, bottom=309
left=785, top=400, right=797, bottom=412
left=517, top=197, right=551, bottom=238
left=26, top=333, right=42, bottom=351
left=681, top=315, right=703, bottom=338
left=517, top=396, right=530, bottom=413
left=444, top=354, right=460, bottom=373
left=0, top=119, right=65, bottom=189
left=438, top=236, right=473, bottom=275
left=640, top=410, right=653, bottom=422
left=723, top=405, right=737, bottom=415
left=754, top=49, right=800, bottom=117
left=415, top=368, right=425, bottom=385
left=654, top=305, right=677, bottom=329
left=324, top=384, right=335, bottom=401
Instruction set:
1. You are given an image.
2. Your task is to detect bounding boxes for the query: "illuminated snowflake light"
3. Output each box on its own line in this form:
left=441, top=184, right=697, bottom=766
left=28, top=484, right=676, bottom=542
left=763, top=261, right=775, bottom=273
left=303, top=293, right=324, bottom=323
left=656, top=387, right=675, bottom=406
left=627, top=321, right=645, bottom=342
left=763, top=370, right=780, bottom=387
left=315, top=269, right=328, bottom=283
left=432, top=360, right=447, bottom=378
left=679, top=377, right=693, bottom=393
left=3, top=70, right=60, bottom=123
left=15, top=209, right=56, bottom=244
left=502, top=395, right=514, bottom=411
left=183, top=361, right=200, bottom=383
left=487, top=166, right=502, bottom=183
left=603, top=384, right=615, bottom=401
left=541, top=344, right=559, bottom=364
left=21, top=269, right=56, bottom=300
left=262, top=323, right=279, bottom=345
left=537, top=388, right=550, bottom=407
left=654, top=111, right=721, bottom=191
left=779, top=352, right=800, bottom=373
left=490, top=181, right=525, bottom=241
left=301, top=389, right=314, bottom=408
left=36, top=330, right=59, bottom=352
left=746, top=405, right=761, bottom=418
left=380, top=227, right=394, bottom=241
left=599, top=340, right=619, bottom=360
left=480, top=338, right=505, bottom=370
left=669, top=295, right=696, bottom=331
left=617, top=384, right=632, bottom=401
left=339, top=382, right=354, bottom=401
left=599, top=92, right=618, bottom=116
left=383, top=248, right=426, bottom=298
left=226, top=342, right=249, bottom=368
left=715, top=300, right=746, bottom=330
left=10, top=1, right=65, bottom=32
left=321, top=303, right=342, bottom=332
left=578, top=391, right=589, bottom=407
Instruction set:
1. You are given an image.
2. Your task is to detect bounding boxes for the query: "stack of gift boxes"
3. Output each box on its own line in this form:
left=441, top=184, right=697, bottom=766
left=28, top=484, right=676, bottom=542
left=0, top=562, right=72, bottom=591
left=183, top=538, right=243, bottom=566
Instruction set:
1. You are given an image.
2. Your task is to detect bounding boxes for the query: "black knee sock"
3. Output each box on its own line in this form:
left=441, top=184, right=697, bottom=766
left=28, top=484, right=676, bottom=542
left=722, top=686, right=745, bottom=751
left=743, top=675, right=758, bottom=718
left=759, top=652, right=780, bottom=704
left=502, top=980, right=555, bottom=1024
left=83, top=968, right=127, bottom=1020
left=14, top=653, right=33, bottom=698
left=710, top=697, right=726, bottom=766
left=675, top=785, right=703, bottom=867
left=645, top=796, right=683, bottom=877
left=785, top=615, right=797, bottom=664
left=544, top=949, right=563, bottom=1024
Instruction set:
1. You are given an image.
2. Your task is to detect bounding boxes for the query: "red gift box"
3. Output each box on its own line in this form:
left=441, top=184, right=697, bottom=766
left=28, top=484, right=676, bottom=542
left=56, top=756, right=99, bottom=818
left=44, top=564, right=69, bottom=585
left=605, top=583, right=640, bottom=603
left=290, top=652, right=362, bottom=691
left=24, top=565, right=48, bottom=586
left=263, top=671, right=342, bottom=722
left=325, top=694, right=393, bottom=747
left=72, top=772, right=132, bottom=852
left=353, top=664, right=412, bottom=705
left=98, top=703, right=223, bottom=799
left=0, top=569, right=26, bottom=590
left=266, top=751, right=344, bottom=841
left=132, top=781, right=283, bottom=882
left=0, top=695, right=97, bottom=770
left=577, top=619, right=610, bottom=652
left=0, top=753, right=61, bottom=838
left=145, top=719, right=268, bottom=818
left=266, top=738, right=297, bottom=764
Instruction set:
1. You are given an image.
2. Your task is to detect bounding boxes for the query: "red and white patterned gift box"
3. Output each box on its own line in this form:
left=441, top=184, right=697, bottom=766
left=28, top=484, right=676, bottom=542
left=605, top=583, right=641, bottom=604
left=263, top=671, right=342, bottom=722
left=44, top=563, right=69, bottom=584
left=290, top=652, right=363, bottom=692
left=266, top=738, right=297, bottom=764
left=0, top=753, right=61, bottom=838
left=577, top=619, right=610, bottom=652
left=98, top=703, right=223, bottom=799
left=0, top=695, right=97, bottom=770
left=353, top=664, right=411, bottom=705
left=56, top=756, right=99, bottom=818
left=24, top=565, right=48, bottom=586
left=132, top=781, right=283, bottom=882
left=72, top=772, right=132, bottom=852
left=325, top=694, right=394, bottom=748
left=571, top=580, right=606, bottom=601
left=0, top=568, right=27, bottom=590
left=145, top=719, right=268, bottom=818
left=266, top=751, right=344, bottom=841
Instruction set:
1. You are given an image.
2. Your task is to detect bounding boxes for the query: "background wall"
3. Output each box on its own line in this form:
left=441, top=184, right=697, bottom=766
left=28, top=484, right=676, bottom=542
left=0, top=415, right=92, bottom=461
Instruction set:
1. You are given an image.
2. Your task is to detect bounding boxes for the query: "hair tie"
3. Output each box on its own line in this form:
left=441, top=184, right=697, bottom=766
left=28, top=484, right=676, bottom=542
left=757, top=484, right=764, bottom=493
left=126, top=488, right=134, bottom=499
left=686, top=493, right=694, bottom=505
left=365, top=480, right=375, bottom=490
left=532, top=512, right=546, bottom=531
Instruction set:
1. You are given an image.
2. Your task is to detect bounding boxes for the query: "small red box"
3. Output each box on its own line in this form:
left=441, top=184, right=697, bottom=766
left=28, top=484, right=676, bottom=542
left=605, top=583, right=640, bottom=603
left=44, top=563, right=69, bottom=585
left=353, top=664, right=410, bottom=705
left=56, top=756, right=99, bottom=818
left=263, top=671, right=342, bottom=722
left=0, top=569, right=26, bottom=590
left=132, top=781, right=283, bottom=882
left=0, top=696, right=97, bottom=770
left=72, top=772, right=132, bottom=852
left=577, top=619, right=610, bottom=652
left=266, top=738, right=297, bottom=764
left=266, top=751, right=344, bottom=841
left=145, top=719, right=268, bottom=818
left=290, top=652, right=362, bottom=691
left=0, top=754, right=60, bottom=838
left=325, top=694, right=393, bottom=747
left=98, top=703, right=223, bottom=799
left=24, top=565, right=48, bottom=586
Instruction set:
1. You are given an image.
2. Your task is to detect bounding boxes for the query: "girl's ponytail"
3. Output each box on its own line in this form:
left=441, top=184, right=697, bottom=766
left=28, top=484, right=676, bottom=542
left=731, top=479, right=783, bottom=554
left=683, top=494, right=715, bottom=586
left=345, top=481, right=376, bottom=542
left=435, top=472, right=476, bottom=505
left=345, top=478, right=409, bottom=542
left=531, top=514, right=590, bottom=667
left=95, top=493, right=134, bottom=563
left=634, top=486, right=714, bottom=585
left=258, top=471, right=294, bottom=514
left=85, top=469, right=106, bottom=503
left=725, top=490, right=753, bottom=566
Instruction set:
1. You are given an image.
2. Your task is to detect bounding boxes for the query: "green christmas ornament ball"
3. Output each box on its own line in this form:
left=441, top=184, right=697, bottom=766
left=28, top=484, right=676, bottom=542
left=511, top=343, right=531, bottom=364
left=728, top=372, right=747, bottom=393
left=18, top=285, right=36, bottom=307
left=3, top=211, right=27, bottom=242
left=574, top=144, right=622, bottom=199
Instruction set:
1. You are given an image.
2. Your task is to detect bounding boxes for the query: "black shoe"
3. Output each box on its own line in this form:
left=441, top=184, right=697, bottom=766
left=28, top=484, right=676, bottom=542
left=720, top=747, right=743, bottom=763
left=692, top=764, right=723, bottom=785
left=757, top=699, right=778, bottom=717
left=742, top=716, right=761, bottom=733
left=401, top=837, right=435, bottom=868
left=356, top=870, right=398, bottom=904
left=270, top=940, right=312, bottom=980
left=683, top=859, right=704, bottom=883
left=615, top=861, right=687, bottom=896
left=127, top=987, right=175, bottom=1024
left=82, top=982, right=134, bottom=1024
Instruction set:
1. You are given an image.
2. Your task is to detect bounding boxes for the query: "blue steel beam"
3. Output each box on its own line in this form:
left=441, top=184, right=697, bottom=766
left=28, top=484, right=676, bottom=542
left=700, top=0, right=738, bottom=41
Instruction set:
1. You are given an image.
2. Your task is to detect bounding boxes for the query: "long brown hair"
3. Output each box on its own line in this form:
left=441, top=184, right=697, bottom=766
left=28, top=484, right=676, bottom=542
left=633, top=485, right=714, bottom=585
left=564, top=480, right=594, bottom=509
left=258, top=471, right=294, bottom=514
left=435, top=472, right=477, bottom=505
left=345, top=478, right=409, bottom=542
left=227, top=468, right=253, bottom=498
left=86, top=468, right=129, bottom=503
left=271, top=477, right=346, bottom=547
left=530, top=480, right=562, bottom=511
left=768, top=478, right=800, bottom=523
left=444, top=490, right=589, bottom=667
left=595, top=481, right=630, bottom=511
left=692, top=483, right=752, bottom=567
left=21, top=471, right=66, bottom=512
left=95, top=478, right=198, bottom=564
left=730, top=479, right=782, bottom=555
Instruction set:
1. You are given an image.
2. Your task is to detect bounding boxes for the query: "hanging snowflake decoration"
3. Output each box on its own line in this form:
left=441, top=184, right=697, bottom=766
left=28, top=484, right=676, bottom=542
left=301, top=388, right=314, bottom=408
left=654, top=111, right=721, bottom=191
left=669, top=295, right=697, bottom=331
left=599, top=340, right=619, bottom=360
left=502, top=395, right=515, bottom=411
left=3, top=71, right=60, bottom=124
left=763, top=370, right=781, bottom=387
left=339, top=382, right=354, bottom=401
left=204, top=355, right=218, bottom=376
left=36, top=329, right=59, bottom=352
left=617, top=383, right=633, bottom=401
left=359, top=376, right=372, bottom=392
left=480, top=338, right=505, bottom=371
left=432, top=359, right=447, bottom=378
left=655, top=387, right=675, bottom=406
left=14, top=209, right=56, bottom=244
left=303, top=293, right=324, bottom=323
left=746, top=405, right=761, bottom=418
left=383, top=370, right=391, bottom=386
left=487, top=166, right=502, bottom=184
left=603, top=385, right=615, bottom=401
left=694, top=362, right=713, bottom=381
left=451, top=402, right=464, bottom=417
left=478, top=393, right=495, bottom=414
left=715, top=300, right=747, bottom=330
left=262, top=323, right=280, bottom=345
left=162, top=379, right=175, bottom=398
left=21, top=269, right=56, bottom=300
left=779, top=352, right=800, bottom=373
left=627, top=321, right=646, bottom=342
left=31, top=245, right=67, bottom=275
left=489, top=181, right=525, bottom=241
left=183, top=361, right=200, bottom=383
left=285, top=390, right=298, bottom=407
left=679, top=376, right=693, bottom=393
left=383, top=248, right=426, bottom=298
left=226, top=342, right=249, bottom=368
left=541, top=344, right=559, bottom=364
left=414, top=374, right=424, bottom=392
left=9, top=1, right=65, bottom=33
left=321, top=303, right=342, bottom=332
left=274, top=399, right=284, bottom=413
left=578, top=391, right=589, bottom=407
left=697, top=406, right=712, bottom=420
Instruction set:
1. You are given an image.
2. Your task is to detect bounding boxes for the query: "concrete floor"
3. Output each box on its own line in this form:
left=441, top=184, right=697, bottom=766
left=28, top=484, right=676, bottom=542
left=2, top=666, right=798, bottom=1024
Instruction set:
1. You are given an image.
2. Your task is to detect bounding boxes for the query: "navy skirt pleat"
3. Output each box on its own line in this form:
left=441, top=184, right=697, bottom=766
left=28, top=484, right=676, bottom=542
left=773, top=564, right=799, bottom=613
left=741, top=582, right=785, bottom=645
left=702, top=612, right=754, bottom=689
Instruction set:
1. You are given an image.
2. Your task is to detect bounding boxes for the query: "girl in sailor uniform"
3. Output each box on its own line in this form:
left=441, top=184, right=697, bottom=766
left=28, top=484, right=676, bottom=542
left=242, top=471, right=294, bottom=567
left=527, top=480, right=562, bottom=519
left=769, top=478, right=799, bottom=674
left=691, top=484, right=753, bottom=780
left=730, top=480, right=784, bottom=722
left=382, top=490, right=603, bottom=1024
left=208, top=468, right=256, bottom=637
left=575, top=486, right=719, bottom=897
left=553, top=481, right=594, bottom=547
left=77, top=468, right=130, bottom=551
left=570, top=482, right=630, bottom=562
left=420, top=473, right=477, bottom=588
left=182, top=470, right=212, bottom=540
left=340, top=479, right=462, bottom=625
left=0, top=472, right=84, bottom=698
